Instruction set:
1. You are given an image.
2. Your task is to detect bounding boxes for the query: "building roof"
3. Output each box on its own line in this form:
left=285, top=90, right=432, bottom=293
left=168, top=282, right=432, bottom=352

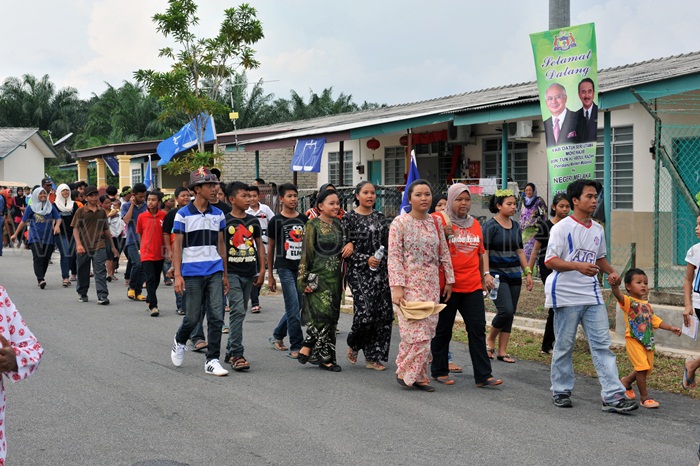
left=0, top=128, right=57, bottom=159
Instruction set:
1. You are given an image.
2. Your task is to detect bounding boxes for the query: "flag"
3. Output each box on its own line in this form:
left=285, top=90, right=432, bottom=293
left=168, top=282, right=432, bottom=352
left=144, top=155, right=153, bottom=190
left=157, top=113, right=217, bottom=166
left=400, top=150, right=420, bottom=214
left=291, top=138, right=325, bottom=172
left=103, top=155, right=119, bottom=175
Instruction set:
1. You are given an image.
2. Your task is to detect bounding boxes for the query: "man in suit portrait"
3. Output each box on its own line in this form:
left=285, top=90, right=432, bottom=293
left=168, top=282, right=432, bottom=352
left=543, top=82, right=579, bottom=147
left=575, top=78, right=598, bottom=143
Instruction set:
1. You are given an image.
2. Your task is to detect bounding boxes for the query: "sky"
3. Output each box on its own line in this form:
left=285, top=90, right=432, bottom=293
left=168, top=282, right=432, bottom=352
left=2, top=0, right=699, bottom=107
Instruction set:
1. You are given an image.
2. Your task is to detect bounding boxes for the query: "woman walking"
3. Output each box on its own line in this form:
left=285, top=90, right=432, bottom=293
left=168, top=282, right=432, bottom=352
left=519, top=183, right=547, bottom=262
left=297, top=190, right=345, bottom=372
left=483, top=189, right=533, bottom=363
left=54, top=184, right=79, bottom=287
left=11, top=187, right=61, bottom=288
left=430, top=184, right=503, bottom=387
left=389, top=180, right=454, bottom=392
left=342, top=181, right=393, bottom=371
left=528, top=193, right=570, bottom=354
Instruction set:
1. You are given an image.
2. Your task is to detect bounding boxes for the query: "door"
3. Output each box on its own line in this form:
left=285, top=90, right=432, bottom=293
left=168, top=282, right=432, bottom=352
left=673, top=137, right=700, bottom=264
left=368, top=160, right=383, bottom=211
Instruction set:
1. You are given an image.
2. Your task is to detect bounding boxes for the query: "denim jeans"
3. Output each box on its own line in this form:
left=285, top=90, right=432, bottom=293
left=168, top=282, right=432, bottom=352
left=55, top=234, right=74, bottom=280
left=77, top=248, right=108, bottom=300
left=124, top=243, right=144, bottom=294
left=225, top=273, right=253, bottom=359
left=550, top=304, right=626, bottom=403
left=176, top=273, right=224, bottom=362
left=273, top=268, right=304, bottom=352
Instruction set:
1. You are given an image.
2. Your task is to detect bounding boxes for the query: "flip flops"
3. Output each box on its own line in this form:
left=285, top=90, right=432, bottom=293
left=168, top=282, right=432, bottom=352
left=682, top=364, right=696, bottom=390
left=432, top=376, right=455, bottom=385
left=476, top=377, right=503, bottom=388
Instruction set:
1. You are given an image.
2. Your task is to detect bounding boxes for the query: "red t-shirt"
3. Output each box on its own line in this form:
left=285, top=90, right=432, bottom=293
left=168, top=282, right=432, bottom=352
left=432, top=213, right=485, bottom=294
left=136, top=209, right=166, bottom=261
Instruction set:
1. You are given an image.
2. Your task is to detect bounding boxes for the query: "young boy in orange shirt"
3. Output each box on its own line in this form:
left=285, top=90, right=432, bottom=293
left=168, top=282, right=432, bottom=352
left=611, top=268, right=681, bottom=408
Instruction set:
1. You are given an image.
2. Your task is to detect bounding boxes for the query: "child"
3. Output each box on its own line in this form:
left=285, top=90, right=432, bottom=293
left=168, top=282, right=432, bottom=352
left=136, top=191, right=166, bottom=317
left=612, top=268, right=681, bottom=408
left=246, top=184, right=275, bottom=313
left=682, top=214, right=700, bottom=391
left=223, top=182, right=265, bottom=371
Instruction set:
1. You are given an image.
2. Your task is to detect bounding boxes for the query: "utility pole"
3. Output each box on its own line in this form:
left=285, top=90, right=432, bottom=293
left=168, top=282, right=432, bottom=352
left=549, top=0, right=570, bottom=29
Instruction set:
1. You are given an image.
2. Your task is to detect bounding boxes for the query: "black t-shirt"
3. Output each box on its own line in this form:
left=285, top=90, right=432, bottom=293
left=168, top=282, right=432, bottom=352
left=212, top=200, right=232, bottom=215
left=224, top=213, right=261, bottom=277
left=533, top=219, right=554, bottom=261
left=162, top=208, right=178, bottom=237
left=268, top=213, right=308, bottom=271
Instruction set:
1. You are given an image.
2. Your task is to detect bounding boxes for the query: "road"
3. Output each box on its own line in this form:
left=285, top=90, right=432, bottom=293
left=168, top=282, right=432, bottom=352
left=1, top=248, right=698, bottom=465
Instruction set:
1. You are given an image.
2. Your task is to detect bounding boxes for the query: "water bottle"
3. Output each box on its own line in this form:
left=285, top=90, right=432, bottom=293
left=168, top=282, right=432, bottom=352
left=369, top=245, right=385, bottom=271
left=489, top=274, right=500, bottom=300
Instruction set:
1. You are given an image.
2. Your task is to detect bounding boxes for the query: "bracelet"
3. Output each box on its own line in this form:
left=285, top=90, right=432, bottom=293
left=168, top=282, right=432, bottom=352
left=484, top=271, right=490, bottom=276
left=522, top=266, right=532, bottom=276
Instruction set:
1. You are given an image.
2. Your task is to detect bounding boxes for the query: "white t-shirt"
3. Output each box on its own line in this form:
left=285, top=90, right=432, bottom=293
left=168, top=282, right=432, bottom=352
left=684, top=243, right=700, bottom=310
left=544, top=216, right=607, bottom=308
left=245, top=203, right=275, bottom=251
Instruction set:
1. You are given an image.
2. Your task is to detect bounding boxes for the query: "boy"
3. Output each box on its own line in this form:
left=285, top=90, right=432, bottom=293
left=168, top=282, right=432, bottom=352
left=223, top=182, right=265, bottom=371
left=137, top=191, right=167, bottom=317
left=163, top=187, right=191, bottom=316
left=545, top=179, right=638, bottom=413
left=72, top=186, right=118, bottom=304
left=267, top=183, right=308, bottom=359
left=611, top=268, right=681, bottom=408
left=682, top=214, right=700, bottom=391
left=171, top=167, right=229, bottom=377
left=121, top=183, right=148, bottom=301
left=246, top=184, right=275, bottom=313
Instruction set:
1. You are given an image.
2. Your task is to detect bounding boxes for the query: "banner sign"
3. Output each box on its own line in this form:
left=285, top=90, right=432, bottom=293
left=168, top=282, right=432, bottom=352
left=103, top=155, right=119, bottom=176
left=291, top=138, right=325, bottom=173
left=157, top=114, right=217, bottom=166
left=530, top=23, right=598, bottom=196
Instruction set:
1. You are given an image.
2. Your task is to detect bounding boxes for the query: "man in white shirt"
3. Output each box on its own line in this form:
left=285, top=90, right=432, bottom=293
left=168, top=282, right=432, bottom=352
left=544, top=179, right=638, bottom=413
left=246, top=184, right=275, bottom=313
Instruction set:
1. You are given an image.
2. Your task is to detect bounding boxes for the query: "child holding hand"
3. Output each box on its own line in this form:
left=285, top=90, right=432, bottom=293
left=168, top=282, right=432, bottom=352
left=612, top=268, right=681, bottom=408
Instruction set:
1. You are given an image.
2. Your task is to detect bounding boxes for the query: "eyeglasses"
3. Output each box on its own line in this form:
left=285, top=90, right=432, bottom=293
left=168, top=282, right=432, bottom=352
left=545, top=94, right=565, bottom=102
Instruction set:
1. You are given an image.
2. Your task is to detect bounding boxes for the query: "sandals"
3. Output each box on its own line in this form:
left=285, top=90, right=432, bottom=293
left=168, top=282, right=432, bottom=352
left=476, top=377, right=503, bottom=388
left=413, top=382, right=435, bottom=392
left=229, top=355, right=250, bottom=371
left=497, top=354, right=516, bottom=363
left=682, top=363, right=697, bottom=390
left=319, top=362, right=342, bottom=372
left=193, top=341, right=208, bottom=352
left=62, top=279, right=70, bottom=287
left=448, top=362, right=463, bottom=373
left=486, top=347, right=495, bottom=360
left=39, top=280, right=46, bottom=289
left=365, top=361, right=386, bottom=371
left=641, top=398, right=659, bottom=409
left=297, top=347, right=312, bottom=364
left=433, top=376, right=455, bottom=385
left=251, top=305, right=261, bottom=314
left=347, top=348, right=358, bottom=365
left=268, top=337, right=288, bottom=352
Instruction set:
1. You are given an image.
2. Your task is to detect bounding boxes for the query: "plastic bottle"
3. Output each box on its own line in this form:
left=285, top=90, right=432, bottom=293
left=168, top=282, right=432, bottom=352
left=369, top=245, right=385, bottom=271
left=489, top=274, right=500, bottom=300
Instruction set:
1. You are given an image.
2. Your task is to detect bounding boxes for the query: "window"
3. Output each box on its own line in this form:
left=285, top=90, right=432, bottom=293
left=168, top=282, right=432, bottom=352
left=414, top=141, right=453, bottom=183
left=131, top=168, right=142, bottom=185
left=482, top=139, right=529, bottom=187
left=594, top=126, right=633, bottom=210
left=384, top=146, right=405, bottom=185
left=328, top=151, right=353, bottom=187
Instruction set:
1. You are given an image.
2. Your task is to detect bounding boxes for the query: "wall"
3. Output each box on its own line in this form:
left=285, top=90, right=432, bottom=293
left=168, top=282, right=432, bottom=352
left=2, top=140, right=48, bottom=187
left=221, top=146, right=317, bottom=190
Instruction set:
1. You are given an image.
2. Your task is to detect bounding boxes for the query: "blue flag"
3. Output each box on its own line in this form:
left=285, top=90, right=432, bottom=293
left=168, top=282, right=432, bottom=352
left=144, top=155, right=153, bottom=190
left=157, top=114, right=217, bottom=166
left=291, top=138, right=325, bottom=172
left=400, top=150, right=420, bottom=214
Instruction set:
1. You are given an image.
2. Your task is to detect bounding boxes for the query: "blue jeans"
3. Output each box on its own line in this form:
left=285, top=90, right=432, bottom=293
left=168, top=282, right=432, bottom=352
left=273, top=268, right=304, bottom=352
left=175, top=273, right=224, bottom=362
left=225, top=274, right=253, bottom=359
left=550, top=304, right=625, bottom=403
left=124, top=243, right=144, bottom=294
left=55, top=234, right=74, bottom=279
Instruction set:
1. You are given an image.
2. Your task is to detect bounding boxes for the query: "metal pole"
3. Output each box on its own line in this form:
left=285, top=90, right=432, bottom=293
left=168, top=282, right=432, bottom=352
left=653, top=116, right=661, bottom=289
left=549, top=0, right=570, bottom=29
left=338, top=140, right=345, bottom=187
left=501, top=123, right=508, bottom=189
left=255, top=150, right=260, bottom=179
left=603, top=111, right=611, bottom=254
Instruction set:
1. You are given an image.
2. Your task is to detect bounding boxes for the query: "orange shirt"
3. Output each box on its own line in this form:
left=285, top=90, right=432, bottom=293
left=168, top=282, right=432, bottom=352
left=136, top=210, right=166, bottom=261
left=433, top=213, right=485, bottom=293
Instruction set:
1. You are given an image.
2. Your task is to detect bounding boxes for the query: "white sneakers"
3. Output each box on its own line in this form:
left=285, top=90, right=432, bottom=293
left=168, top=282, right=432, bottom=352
left=204, top=359, right=229, bottom=376
left=171, top=336, right=187, bottom=366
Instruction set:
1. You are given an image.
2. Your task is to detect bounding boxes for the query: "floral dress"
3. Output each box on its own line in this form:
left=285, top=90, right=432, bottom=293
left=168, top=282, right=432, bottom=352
left=388, top=215, right=454, bottom=386
left=342, top=210, right=393, bottom=362
left=519, top=196, right=546, bottom=262
left=297, top=218, right=343, bottom=364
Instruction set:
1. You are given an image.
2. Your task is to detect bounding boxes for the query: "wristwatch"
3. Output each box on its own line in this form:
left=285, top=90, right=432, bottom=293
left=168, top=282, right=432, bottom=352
left=483, top=271, right=490, bottom=276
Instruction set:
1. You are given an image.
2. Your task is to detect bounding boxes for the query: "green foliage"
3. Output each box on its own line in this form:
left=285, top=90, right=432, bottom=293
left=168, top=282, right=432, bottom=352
left=161, top=150, right=223, bottom=176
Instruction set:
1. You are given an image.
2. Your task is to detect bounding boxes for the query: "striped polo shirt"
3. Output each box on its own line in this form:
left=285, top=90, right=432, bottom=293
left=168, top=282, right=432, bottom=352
left=173, top=202, right=226, bottom=277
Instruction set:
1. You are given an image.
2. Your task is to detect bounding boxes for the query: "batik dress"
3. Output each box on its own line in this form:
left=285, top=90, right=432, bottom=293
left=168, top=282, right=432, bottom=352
left=388, top=214, right=454, bottom=386
left=297, top=217, right=343, bottom=364
left=342, top=210, right=393, bottom=362
left=519, top=196, right=546, bottom=262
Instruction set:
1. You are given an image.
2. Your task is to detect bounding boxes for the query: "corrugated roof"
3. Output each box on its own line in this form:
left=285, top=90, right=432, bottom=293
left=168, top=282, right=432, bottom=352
left=0, top=128, right=39, bottom=158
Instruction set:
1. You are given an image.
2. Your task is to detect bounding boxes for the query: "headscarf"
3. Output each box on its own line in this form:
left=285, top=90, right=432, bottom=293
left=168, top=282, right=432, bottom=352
left=446, top=183, right=474, bottom=229
left=54, top=183, right=75, bottom=213
left=30, top=187, right=53, bottom=216
left=429, top=194, right=447, bottom=214
left=523, top=183, right=538, bottom=209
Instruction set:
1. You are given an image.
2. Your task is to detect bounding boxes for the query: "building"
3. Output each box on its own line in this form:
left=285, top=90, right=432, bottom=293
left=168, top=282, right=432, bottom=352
left=0, top=128, right=57, bottom=187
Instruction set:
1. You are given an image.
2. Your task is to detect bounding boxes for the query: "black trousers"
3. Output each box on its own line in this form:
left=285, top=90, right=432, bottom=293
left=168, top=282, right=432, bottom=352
left=539, top=257, right=555, bottom=352
left=431, top=290, right=494, bottom=384
left=142, top=260, right=163, bottom=310
left=30, top=242, right=54, bottom=282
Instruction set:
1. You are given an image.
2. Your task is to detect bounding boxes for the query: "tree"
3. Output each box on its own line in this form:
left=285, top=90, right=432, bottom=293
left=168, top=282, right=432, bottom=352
left=267, top=87, right=386, bottom=123
left=134, top=1, right=264, bottom=157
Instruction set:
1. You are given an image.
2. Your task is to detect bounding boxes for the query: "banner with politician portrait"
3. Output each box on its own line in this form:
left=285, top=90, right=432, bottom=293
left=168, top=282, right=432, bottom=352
left=530, top=23, right=598, bottom=196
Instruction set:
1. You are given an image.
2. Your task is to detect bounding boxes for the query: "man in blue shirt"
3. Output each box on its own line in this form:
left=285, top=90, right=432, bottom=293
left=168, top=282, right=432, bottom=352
left=121, top=183, right=148, bottom=301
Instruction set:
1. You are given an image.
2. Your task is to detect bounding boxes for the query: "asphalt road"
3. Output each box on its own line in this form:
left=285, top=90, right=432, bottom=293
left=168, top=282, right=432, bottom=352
left=1, top=248, right=699, bottom=465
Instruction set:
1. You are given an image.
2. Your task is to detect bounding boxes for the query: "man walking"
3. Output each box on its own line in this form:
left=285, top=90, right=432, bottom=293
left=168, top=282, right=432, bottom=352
left=121, top=183, right=147, bottom=301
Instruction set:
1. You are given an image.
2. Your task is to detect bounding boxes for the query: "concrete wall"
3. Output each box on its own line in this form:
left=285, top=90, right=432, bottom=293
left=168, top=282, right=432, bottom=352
left=1, top=140, right=48, bottom=187
left=221, top=147, right=317, bottom=190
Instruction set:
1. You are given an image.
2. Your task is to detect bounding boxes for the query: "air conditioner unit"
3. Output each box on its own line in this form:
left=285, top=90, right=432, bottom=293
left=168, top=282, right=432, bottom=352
left=448, top=122, right=472, bottom=144
left=508, top=121, right=533, bottom=139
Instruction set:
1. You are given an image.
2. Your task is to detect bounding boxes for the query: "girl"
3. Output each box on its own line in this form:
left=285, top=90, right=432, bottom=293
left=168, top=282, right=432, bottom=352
left=54, top=184, right=79, bottom=287
left=389, top=180, right=454, bottom=392
left=528, top=193, right=570, bottom=354
left=342, top=181, right=393, bottom=371
left=305, top=183, right=345, bottom=219
left=519, top=183, right=547, bottom=262
left=11, top=188, right=61, bottom=288
left=483, top=189, right=533, bottom=363
left=297, top=189, right=345, bottom=372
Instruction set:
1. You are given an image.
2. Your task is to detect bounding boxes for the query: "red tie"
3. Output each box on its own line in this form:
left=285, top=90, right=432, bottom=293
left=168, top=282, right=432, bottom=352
left=553, top=117, right=560, bottom=142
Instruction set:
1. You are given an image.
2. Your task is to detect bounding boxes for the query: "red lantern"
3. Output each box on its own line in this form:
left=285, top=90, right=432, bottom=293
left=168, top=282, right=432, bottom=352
left=399, top=135, right=408, bottom=146
left=366, top=138, right=380, bottom=151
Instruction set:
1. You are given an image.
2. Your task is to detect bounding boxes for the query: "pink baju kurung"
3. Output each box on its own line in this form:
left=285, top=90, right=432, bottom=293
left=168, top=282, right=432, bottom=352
left=388, top=214, right=454, bottom=386
left=0, top=286, right=43, bottom=464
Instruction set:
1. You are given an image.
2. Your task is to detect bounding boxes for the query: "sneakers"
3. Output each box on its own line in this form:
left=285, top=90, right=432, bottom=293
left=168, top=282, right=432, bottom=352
left=127, top=289, right=136, bottom=300
left=602, top=398, right=639, bottom=413
left=171, top=336, right=187, bottom=367
left=150, top=307, right=159, bottom=317
left=97, top=298, right=110, bottom=305
left=553, top=394, right=573, bottom=408
left=176, top=308, right=185, bottom=315
left=205, top=359, right=229, bottom=376
left=78, top=295, right=89, bottom=303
